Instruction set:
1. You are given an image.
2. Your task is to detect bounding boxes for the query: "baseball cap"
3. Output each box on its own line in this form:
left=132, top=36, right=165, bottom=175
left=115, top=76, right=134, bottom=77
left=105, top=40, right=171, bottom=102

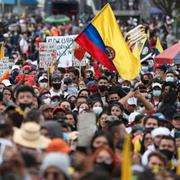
left=2, top=79, right=12, bottom=87
left=127, top=97, right=137, bottom=106
left=152, top=83, right=162, bottom=89
left=38, top=76, right=48, bottom=82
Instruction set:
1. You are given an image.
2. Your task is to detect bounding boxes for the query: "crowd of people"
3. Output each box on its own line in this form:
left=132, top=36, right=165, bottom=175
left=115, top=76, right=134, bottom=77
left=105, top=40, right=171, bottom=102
left=0, top=12, right=179, bottom=180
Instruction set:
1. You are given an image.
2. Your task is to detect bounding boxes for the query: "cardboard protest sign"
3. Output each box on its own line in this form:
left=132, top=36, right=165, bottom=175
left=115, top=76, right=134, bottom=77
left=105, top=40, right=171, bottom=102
left=47, top=35, right=76, bottom=67
left=39, top=43, right=57, bottom=69
left=0, top=57, right=14, bottom=76
left=77, top=112, right=97, bottom=147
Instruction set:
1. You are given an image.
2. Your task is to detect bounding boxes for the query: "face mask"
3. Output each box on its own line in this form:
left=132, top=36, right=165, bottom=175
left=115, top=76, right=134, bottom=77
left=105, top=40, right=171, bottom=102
left=93, top=106, right=103, bottom=115
left=39, top=82, right=48, bottom=88
left=142, top=79, right=149, bottom=85
left=109, top=100, right=117, bottom=104
left=122, top=86, right=130, bottom=93
left=63, top=132, right=70, bottom=141
left=19, top=103, right=32, bottom=110
left=99, top=85, right=108, bottom=92
left=165, top=77, right=174, bottom=82
left=43, top=98, right=51, bottom=104
left=141, top=66, right=149, bottom=72
left=51, top=101, right=59, bottom=107
left=153, top=90, right=161, bottom=97
left=79, top=108, right=87, bottom=113
left=156, top=74, right=161, bottom=79
left=52, top=83, right=61, bottom=90
left=160, top=149, right=174, bottom=160
left=95, top=162, right=113, bottom=173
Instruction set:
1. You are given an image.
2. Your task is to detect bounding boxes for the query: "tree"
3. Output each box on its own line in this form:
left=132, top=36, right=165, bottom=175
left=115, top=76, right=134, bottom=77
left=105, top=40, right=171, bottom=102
left=151, top=0, right=180, bottom=17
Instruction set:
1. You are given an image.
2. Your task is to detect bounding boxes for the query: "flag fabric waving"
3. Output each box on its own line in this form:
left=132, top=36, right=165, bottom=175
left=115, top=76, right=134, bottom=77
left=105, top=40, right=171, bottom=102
left=121, top=135, right=132, bottom=180
left=155, top=37, right=163, bottom=55
left=0, top=43, right=4, bottom=59
left=75, top=3, right=141, bottom=80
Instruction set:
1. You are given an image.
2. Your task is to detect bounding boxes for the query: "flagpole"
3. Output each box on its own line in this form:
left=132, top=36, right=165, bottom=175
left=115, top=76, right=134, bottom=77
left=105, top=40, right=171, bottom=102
left=58, top=40, right=74, bottom=61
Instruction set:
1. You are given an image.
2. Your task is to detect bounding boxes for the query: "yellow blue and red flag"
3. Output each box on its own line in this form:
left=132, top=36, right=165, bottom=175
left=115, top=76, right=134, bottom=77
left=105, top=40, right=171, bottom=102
left=75, top=3, right=141, bottom=80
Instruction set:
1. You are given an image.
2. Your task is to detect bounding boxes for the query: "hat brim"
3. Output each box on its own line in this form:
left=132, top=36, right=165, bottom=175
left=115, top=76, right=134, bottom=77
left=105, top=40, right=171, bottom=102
left=13, top=129, right=50, bottom=149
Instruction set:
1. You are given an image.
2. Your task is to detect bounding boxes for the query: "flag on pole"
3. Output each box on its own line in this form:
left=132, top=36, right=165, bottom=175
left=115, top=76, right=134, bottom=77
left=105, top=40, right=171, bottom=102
left=0, top=43, right=4, bottom=59
left=155, top=37, right=163, bottom=55
left=121, top=135, right=132, bottom=180
left=133, top=43, right=140, bottom=60
left=75, top=3, right=141, bottom=80
left=140, top=38, right=153, bottom=62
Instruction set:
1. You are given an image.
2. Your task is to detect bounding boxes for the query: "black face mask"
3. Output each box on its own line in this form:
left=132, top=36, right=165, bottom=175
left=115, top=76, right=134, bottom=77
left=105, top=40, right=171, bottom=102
left=95, top=162, right=113, bottom=173
left=122, top=87, right=130, bottom=93
left=19, top=103, right=32, bottom=111
left=160, top=149, right=174, bottom=160
left=109, top=100, right=118, bottom=104
left=99, top=85, right=108, bottom=92
left=52, top=83, right=61, bottom=90
left=142, top=79, right=149, bottom=85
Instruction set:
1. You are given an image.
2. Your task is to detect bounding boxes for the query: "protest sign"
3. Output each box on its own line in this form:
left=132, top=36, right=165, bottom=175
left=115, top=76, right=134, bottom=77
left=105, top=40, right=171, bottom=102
left=39, top=42, right=57, bottom=69
left=77, top=112, right=97, bottom=147
left=46, top=35, right=86, bottom=68
left=47, top=35, right=76, bottom=67
left=0, top=57, right=14, bottom=76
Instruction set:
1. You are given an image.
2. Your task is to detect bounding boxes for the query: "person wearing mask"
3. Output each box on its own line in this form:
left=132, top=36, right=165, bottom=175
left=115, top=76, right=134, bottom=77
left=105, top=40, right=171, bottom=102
left=90, top=76, right=109, bottom=106
left=142, top=127, right=170, bottom=165
left=150, top=83, right=162, bottom=108
left=50, top=76, right=62, bottom=97
left=158, top=136, right=176, bottom=171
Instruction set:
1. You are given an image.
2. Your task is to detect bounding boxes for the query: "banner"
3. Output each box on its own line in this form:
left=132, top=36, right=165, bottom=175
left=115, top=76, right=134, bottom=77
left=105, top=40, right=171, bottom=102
left=0, top=57, right=14, bottom=76
left=47, top=35, right=76, bottom=67
left=39, top=42, right=57, bottom=69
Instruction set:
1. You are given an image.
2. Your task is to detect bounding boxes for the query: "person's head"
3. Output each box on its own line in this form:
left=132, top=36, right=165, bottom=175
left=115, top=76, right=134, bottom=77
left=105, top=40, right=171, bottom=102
left=126, top=97, right=137, bottom=113
left=98, top=111, right=108, bottom=130
left=152, top=83, right=162, bottom=97
left=2, top=87, right=13, bottom=102
left=76, top=96, right=87, bottom=108
left=151, top=127, right=170, bottom=149
left=51, top=77, right=61, bottom=90
left=53, top=106, right=66, bottom=119
left=15, top=85, right=35, bottom=108
left=97, top=76, right=109, bottom=93
left=110, top=102, right=124, bottom=118
left=141, top=129, right=153, bottom=153
left=108, top=120, right=127, bottom=144
left=172, top=113, right=180, bottom=130
left=60, top=100, right=71, bottom=111
left=147, top=151, right=167, bottom=172
left=38, top=76, right=48, bottom=88
left=40, top=104, right=53, bottom=120
left=78, top=89, right=89, bottom=98
left=158, top=135, right=175, bottom=161
left=92, top=99, right=103, bottom=116
left=144, top=116, right=159, bottom=129
left=78, top=102, right=89, bottom=113
left=41, top=152, right=70, bottom=180
left=165, top=71, right=176, bottom=82
left=107, top=91, right=120, bottom=104
left=78, top=80, right=86, bottom=90
left=90, top=131, right=114, bottom=152
left=51, top=95, right=61, bottom=108
left=92, top=146, right=116, bottom=173
left=65, top=112, right=77, bottom=127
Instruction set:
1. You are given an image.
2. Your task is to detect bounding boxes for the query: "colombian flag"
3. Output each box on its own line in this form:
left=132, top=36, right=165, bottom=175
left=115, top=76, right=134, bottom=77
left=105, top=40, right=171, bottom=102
left=75, top=4, right=141, bottom=80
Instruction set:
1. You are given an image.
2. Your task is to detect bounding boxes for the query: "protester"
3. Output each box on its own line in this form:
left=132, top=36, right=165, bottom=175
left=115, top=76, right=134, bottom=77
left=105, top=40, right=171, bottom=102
left=0, top=6, right=179, bottom=180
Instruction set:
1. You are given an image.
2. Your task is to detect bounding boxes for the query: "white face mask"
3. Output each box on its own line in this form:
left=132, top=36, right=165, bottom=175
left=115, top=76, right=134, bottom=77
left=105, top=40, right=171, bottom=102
left=51, top=101, right=59, bottom=107
left=79, top=108, right=86, bottom=114
left=40, top=82, right=48, bottom=88
left=93, top=106, right=103, bottom=115
left=43, top=98, right=51, bottom=104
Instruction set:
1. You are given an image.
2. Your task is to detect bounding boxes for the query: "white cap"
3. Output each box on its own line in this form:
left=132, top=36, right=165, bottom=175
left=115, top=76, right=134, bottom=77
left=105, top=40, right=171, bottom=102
left=2, top=79, right=11, bottom=87
left=128, top=112, right=141, bottom=124
left=38, top=76, right=48, bottom=82
left=151, top=127, right=170, bottom=138
left=127, top=97, right=137, bottom=106
left=152, top=83, right=162, bottom=89
left=12, top=65, right=20, bottom=71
